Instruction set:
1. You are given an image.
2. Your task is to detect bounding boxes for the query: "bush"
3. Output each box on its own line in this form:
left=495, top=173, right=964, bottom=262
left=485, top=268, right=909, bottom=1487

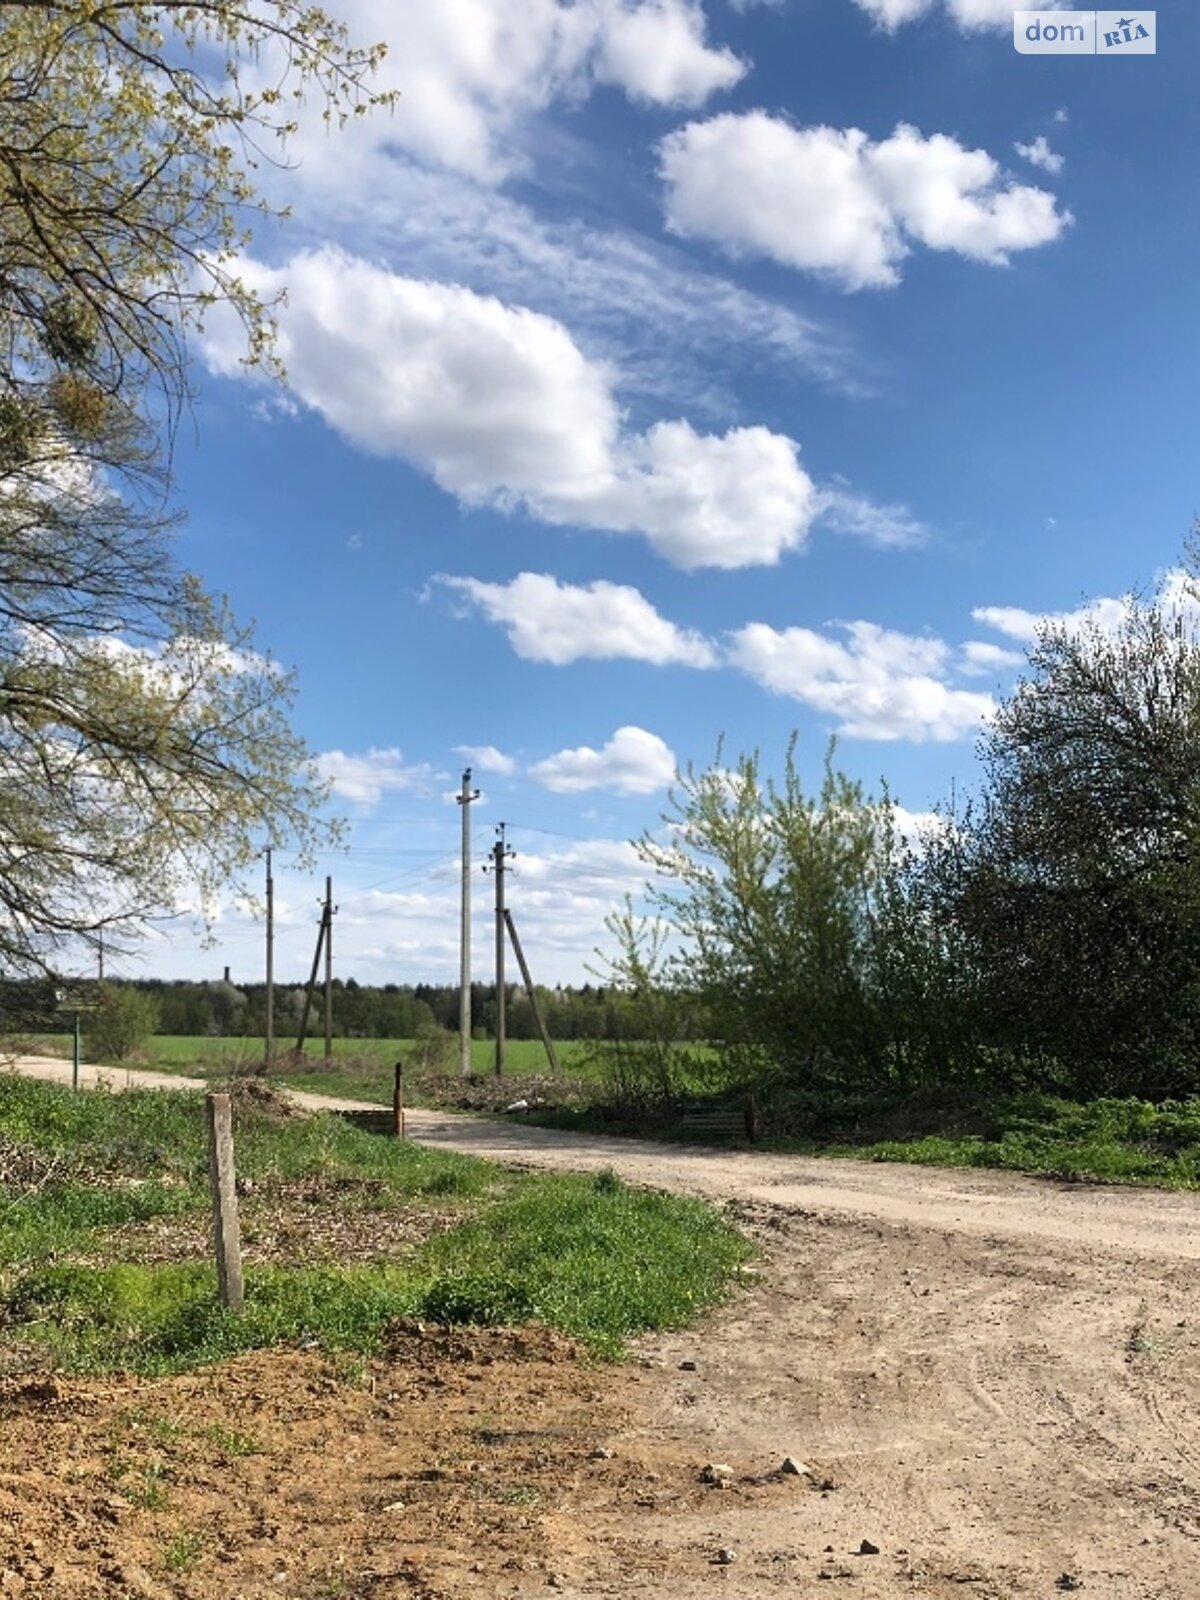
left=87, top=984, right=160, bottom=1062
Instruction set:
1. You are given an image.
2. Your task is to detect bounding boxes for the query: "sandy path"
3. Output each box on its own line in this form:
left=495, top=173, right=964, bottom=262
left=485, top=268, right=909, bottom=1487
left=7, top=1055, right=1200, bottom=1596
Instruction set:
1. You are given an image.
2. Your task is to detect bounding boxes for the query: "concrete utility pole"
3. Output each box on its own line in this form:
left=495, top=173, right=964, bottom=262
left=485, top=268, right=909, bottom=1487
left=456, top=769, right=481, bottom=1077
left=488, top=823, right=515, bottom=1077
left=264, top=847, right=275, bottom=1070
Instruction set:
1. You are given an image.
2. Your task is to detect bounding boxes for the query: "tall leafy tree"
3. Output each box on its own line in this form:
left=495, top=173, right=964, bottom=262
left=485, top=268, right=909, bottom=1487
left=0, top=4, right=392, bottom=978
left=921, top=556, right=1200, bottom=1096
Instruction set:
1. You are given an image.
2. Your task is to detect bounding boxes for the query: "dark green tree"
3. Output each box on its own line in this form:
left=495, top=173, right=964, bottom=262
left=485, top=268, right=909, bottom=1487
left=921, top=556, right=1200, bottom=1096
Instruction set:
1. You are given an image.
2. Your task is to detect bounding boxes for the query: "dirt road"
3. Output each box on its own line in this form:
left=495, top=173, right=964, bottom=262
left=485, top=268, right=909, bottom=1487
left=404, top=1108, right=1200, bottom=1598
left=5, top=1056, right=1200, bottom=1597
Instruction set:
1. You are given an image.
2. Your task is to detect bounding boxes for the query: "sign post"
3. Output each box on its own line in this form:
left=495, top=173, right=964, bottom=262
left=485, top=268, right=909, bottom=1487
left=53, top=988, right=98, bottom=1091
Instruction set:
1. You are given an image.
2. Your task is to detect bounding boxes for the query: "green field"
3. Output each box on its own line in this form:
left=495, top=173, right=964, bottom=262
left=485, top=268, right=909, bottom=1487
left=145, top=1034, right=585, bottom=1075
left=132, top=1035, right=591, bottom=1108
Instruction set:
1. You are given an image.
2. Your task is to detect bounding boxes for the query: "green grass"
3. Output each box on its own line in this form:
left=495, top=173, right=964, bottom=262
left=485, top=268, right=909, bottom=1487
left=420, top=1170, right=749, bottom=1356
left=0, top=1076, right=750, bottom=1373
left=768, top=1090, right=1200, bottom=1189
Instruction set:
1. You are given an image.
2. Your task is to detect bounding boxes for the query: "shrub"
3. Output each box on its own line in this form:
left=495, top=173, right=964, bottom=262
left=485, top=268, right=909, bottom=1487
left=87, top=984, right=160, bottom=1062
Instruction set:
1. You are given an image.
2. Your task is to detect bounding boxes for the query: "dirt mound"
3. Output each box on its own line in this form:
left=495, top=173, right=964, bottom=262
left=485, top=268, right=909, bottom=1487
left=415, top=1071, right=588, bottom=1115
left=217, top=1076, right=301, bottom=1122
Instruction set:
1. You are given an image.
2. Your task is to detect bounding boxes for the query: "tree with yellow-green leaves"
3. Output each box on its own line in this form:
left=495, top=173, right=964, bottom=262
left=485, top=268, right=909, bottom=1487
left=0, top=3, right=394, bottom=979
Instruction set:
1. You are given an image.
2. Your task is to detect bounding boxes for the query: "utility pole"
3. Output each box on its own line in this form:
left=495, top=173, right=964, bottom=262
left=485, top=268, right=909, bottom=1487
left=264, top=847, right=275, bottom=1070
left=457, top=768, right=480, bottom=1076
left=486, top=823, right=514, bottom=1077
left=323, top=875, right=337, bottom=1062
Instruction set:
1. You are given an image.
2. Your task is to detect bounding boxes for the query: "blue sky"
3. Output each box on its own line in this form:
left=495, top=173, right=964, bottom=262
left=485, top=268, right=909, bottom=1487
left=137, top=0, right=1195, bottom=991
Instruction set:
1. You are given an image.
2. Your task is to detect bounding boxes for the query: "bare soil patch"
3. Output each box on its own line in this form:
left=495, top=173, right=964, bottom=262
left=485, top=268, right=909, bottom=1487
left=0, top=1324, right=629, bottom=1599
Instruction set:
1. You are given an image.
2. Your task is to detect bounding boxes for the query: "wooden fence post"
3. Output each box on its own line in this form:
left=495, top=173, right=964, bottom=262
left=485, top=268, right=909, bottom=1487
left=206, top=1093, right=244, bottom=1311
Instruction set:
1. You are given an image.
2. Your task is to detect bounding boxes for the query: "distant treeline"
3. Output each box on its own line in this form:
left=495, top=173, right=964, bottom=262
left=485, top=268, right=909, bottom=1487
left=3, top=976, right=674, bottom=1044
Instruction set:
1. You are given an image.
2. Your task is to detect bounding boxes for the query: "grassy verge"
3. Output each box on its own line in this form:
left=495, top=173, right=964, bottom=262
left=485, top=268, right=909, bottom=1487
left=496, top=1080, right=1200, bottom=1192
left=758, top=1088, right=1200, bottom=1189
left=0, top=1077, right=750, bottom=1373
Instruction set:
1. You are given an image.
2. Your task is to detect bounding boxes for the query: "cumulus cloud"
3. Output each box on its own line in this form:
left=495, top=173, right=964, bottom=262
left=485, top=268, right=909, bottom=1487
left=454, top=743, right=517, bottom=776
left=530, top=726, right=677, bottom=792
left=728, top=620, right=995, bottom=741
left=1015, top=135, right=1064, bottom=175
left=592, top=0, right=746, bottom=105
left=437, top=573, right=1012, bottom=744
left=853, top=0, right=935, bottom=22
left=853, top=0, right=1064, bottom=28
left=972, top=596, right=1129, bottom=643
left=274, top=0, right=744, bottom=185
left=660, top=114, right=1070, bottom=290
left=316, top=748, right=436, bottom=807
left=206, top=248, right=825, bottom=570
left=974, top=569, right=1200, bottom=646
left=440, top=573, right=718, bottom=666
left=960, top=639, right=1025, bottom=675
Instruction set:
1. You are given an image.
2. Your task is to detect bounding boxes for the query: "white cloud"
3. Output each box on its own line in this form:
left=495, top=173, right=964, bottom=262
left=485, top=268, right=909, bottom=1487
left=586, top=419, right=817, bottom=568
left=514, top=837, right=646, bottom=897
left=960, top=639, right=1025, bottom=675
left=274, top=0, right=744, bottom=185
left=974, top=569, right=1200, bottom=646
left=891, top=805, right=946, bottom=848
left=852, top=0, right=936, bottom=28
left=316, top=748, right=436, bottom=807
left=660, top=114, right=1070, bottom=290
left=729, top=620, right=995, bottom=741
left=972, top=596, right=1128, bottom=643
left=530, top=726, right=677, bottom=792
left=206, top=248, right=822, bottom=570
left=854, top=0, right=1064, bottom=28
left=592, top=0, right=746, bottom=106
left=1015, top=135, right=1064, bottom=175
left=439, top=576, right=1013, bottom=746
left=816, top=484, right=927, bottom=548
left=440, top=573, right=718, bottom=666
left=1053, top=107, right=1070, bottom=124
left=271, top=150, right=851, bottom=405
left=454, top=744, right=517, bottom=776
